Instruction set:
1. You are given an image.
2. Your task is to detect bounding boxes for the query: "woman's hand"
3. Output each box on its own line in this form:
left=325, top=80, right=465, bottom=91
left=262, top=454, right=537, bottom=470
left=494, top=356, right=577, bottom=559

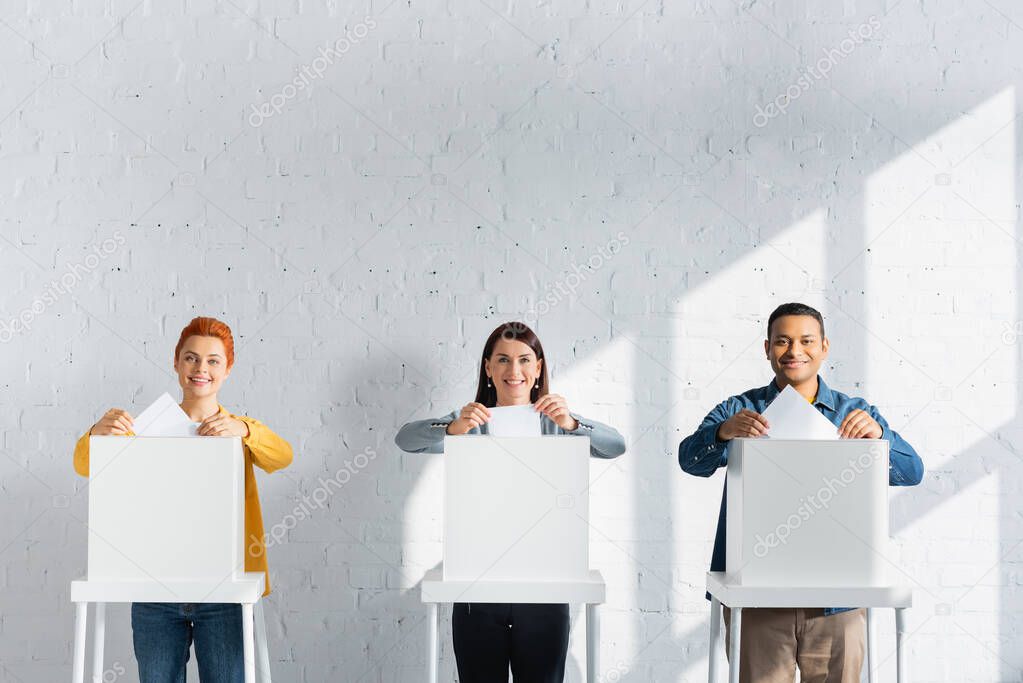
left=446, top=402, right=491, bottom=435
left=534, top=394, right=578, bottom=431
left=198, top=413, right=250, bottom=437
left=90, top=408, right=134, bottom=436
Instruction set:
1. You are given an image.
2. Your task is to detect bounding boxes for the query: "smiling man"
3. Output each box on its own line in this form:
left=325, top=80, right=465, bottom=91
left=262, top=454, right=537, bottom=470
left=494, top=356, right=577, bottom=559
left=678, top=302, right=924, bottom=683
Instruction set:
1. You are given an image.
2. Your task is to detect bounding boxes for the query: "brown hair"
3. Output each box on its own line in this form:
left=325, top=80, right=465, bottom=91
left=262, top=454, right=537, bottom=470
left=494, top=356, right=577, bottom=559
left=174, top=316, right=235, bottom=368
left=473, top=322, right=550, bottom=407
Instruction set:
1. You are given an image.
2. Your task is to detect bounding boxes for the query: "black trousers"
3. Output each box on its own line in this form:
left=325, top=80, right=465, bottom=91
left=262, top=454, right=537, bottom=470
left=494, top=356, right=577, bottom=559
left=452, top=602, right=570, bottom=683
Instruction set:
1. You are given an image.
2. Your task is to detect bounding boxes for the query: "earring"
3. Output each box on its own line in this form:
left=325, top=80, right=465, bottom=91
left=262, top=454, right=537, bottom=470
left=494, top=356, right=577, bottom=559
left=534, top=379, right=539, bottom=389
left=487, top=377, right=492, bottom=388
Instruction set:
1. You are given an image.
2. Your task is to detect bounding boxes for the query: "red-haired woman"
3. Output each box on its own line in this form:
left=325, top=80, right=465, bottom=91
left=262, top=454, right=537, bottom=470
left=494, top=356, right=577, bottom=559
left=396, top=321, right=625, bottom=683
left=72, top=316, right=293, bottom=683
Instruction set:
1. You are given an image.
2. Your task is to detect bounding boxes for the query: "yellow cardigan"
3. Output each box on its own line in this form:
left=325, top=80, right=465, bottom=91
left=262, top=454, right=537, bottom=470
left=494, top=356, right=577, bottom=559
left=72, top=405, right=293, bottom=596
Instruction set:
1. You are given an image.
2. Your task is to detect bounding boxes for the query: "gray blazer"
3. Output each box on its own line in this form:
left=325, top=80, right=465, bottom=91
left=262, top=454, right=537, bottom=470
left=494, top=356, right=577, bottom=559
left=395, top=409, right=626, bottom=459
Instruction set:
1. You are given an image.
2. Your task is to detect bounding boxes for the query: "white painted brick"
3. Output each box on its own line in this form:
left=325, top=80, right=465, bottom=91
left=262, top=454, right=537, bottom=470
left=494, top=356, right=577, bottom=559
left=0, top=1, right=1017, bottom=680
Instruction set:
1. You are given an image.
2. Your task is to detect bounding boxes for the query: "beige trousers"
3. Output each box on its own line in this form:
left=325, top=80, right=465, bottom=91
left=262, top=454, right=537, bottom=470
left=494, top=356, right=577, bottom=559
left=723, top=607, right=866, bottom=683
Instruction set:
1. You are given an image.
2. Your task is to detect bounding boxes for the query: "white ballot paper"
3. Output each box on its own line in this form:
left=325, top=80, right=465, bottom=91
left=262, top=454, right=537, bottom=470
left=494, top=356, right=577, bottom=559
left=486, top=404, right=543, bottom=437
left=761, top=384, right=839, bottom=440
left=131, top=393, right=199, bottom=437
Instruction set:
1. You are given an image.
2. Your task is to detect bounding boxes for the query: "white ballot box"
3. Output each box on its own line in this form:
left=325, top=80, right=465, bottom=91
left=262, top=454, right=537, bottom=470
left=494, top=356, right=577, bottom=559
left=726, top=438, right=890, bottom=587
left=443, top=435, right=590, bottom=582
left=87, top=436, right=245, bottom=584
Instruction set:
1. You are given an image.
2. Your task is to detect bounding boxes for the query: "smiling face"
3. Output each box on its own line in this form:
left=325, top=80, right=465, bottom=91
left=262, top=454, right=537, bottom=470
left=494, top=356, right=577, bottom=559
left=174, top=335, right=231, bottom=399
left=484, top=338, right=543, bottom=406
left=765, top=314, right=829, bottom=389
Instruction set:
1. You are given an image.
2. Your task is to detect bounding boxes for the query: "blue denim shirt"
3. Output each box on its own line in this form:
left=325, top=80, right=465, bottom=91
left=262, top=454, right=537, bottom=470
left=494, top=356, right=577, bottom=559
left=678, top=375, right=924, bottom=615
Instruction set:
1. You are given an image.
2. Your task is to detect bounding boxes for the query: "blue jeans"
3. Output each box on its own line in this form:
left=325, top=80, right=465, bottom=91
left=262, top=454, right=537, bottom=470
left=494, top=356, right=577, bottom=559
left=131, top=602, right=244, bottom=683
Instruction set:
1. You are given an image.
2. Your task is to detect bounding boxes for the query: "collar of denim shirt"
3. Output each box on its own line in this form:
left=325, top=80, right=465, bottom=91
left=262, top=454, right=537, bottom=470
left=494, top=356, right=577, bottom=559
left=765, top=374, right=838, bottom=413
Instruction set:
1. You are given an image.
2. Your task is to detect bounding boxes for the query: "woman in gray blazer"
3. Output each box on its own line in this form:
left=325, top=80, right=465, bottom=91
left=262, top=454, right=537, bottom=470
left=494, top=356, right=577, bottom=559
left=395, top=321, right=625, bottom=683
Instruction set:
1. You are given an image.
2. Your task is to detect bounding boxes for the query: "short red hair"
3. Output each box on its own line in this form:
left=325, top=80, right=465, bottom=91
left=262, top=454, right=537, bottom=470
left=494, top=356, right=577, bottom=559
left=174, top=316, right=235, bottom=368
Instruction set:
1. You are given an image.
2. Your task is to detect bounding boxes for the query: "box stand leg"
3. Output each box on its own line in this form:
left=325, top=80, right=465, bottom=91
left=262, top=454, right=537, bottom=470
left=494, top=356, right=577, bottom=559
left=254, top=601, right=271, bottom=683
left=242, top=603, right=255, bottom=683
left=72, top=602, right=87, bottom=683
left=586, top=603, right=600, bottom=683
left=708, top=598, right=721, bottom=683
left=895, top=608, right=908, bottom=683
left=427, top=602, right=438, bottom=683
left=728, top=607, right=741, bottom=683
left=91, top=603, right=106, bottom=683
left=865, top=607, right=877, bottom=683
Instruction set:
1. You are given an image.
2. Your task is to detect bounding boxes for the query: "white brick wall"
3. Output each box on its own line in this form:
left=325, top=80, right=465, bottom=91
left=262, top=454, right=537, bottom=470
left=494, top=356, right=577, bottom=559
left=0, top=1, right=1020, bottom=680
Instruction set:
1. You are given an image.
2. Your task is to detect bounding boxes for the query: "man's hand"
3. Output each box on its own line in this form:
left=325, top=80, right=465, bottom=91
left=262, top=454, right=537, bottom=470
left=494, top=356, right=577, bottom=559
left=838, top=409, right=882, bottom=439
left=198, top=413, right=249, bottom=437
left=716, top=409, right=770, bottom=441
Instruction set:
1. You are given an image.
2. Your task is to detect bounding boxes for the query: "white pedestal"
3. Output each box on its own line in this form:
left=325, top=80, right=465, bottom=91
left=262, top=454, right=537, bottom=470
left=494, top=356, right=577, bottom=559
left=70, top=575, right=271, bottom=683
left=705, top=572, right=912, bottom=683
left=73, top=437, right=270, bottom=683
left=430, top=437, right=602, bottom=681
left=421, top=568, right=605, bottom=683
